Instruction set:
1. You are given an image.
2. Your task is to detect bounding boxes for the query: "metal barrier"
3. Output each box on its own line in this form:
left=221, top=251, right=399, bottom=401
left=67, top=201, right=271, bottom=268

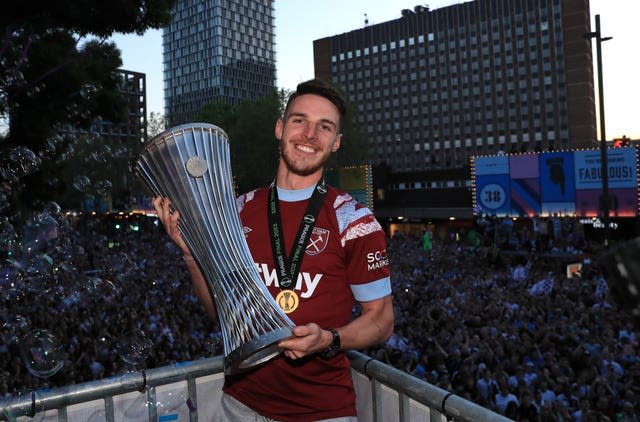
left=0, top=351, right=512, bottom=421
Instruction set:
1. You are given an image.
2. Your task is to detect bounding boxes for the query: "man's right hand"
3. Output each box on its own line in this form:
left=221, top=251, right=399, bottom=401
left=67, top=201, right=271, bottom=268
left=152, top=196, right=191, bottom=257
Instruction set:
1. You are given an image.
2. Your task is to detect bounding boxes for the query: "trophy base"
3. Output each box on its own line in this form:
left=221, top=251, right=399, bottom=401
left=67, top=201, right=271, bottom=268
left=224, top=326, right=294, bottom=376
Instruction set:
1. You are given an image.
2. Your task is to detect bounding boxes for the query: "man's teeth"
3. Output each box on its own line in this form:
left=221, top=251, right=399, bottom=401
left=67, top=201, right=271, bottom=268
left=297, top=145, right=315, bottom=153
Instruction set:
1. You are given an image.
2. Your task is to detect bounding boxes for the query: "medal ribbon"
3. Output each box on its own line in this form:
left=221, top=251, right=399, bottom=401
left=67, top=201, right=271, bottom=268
left=268, top=179, right=327, bottom=290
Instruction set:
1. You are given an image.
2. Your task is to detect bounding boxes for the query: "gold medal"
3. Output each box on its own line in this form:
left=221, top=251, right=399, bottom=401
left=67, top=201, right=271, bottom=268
left=275, top=289, right=299, bottom=313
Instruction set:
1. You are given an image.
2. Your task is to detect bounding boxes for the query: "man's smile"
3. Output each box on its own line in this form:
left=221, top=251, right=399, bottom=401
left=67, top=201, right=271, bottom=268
left=294, top=143, right=317, bottom=154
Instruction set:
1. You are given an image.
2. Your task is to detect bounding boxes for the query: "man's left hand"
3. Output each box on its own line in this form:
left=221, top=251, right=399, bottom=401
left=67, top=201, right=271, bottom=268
left=277, top=323, right=332, bottom=360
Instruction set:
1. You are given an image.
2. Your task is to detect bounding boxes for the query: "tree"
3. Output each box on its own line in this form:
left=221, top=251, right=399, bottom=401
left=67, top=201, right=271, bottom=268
left=198, top=91, right=282, bottom=194
left=0, top=0, right=179, bottom=213
left=231, top=92, right=282, bottom=192
left=147, top=111, right=168, bottom=138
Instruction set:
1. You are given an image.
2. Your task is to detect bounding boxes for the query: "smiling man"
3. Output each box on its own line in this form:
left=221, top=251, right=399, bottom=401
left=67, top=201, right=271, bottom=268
left=154, top=79, right=394, bottom=421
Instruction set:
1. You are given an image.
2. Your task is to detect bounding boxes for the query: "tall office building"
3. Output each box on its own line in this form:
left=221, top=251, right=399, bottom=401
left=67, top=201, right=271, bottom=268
left=314, top=0, right=596, bottom=219
left=163, top=0, right=276, bottom=125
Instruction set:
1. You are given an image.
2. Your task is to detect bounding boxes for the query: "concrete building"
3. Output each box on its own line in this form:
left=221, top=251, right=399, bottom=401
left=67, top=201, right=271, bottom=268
left=92, top=69, right=147, bottom=144
left=163, top=0, right=276, bottom=125
left=313, top=0, right=596, bottom=220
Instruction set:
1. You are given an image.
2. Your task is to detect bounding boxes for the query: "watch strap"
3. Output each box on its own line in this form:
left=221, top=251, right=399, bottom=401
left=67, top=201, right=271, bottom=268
left=320, top=328, right=341, bottom=358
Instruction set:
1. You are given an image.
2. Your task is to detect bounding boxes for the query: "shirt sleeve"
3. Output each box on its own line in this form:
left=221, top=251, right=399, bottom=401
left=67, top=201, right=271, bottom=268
left=334, top=193, right=391, bottom=302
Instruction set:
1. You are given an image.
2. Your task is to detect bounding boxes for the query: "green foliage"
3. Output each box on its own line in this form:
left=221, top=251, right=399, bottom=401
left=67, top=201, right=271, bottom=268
left=1, top=0, right=177, bottom=37
left=6, top=34, right=127, bottom=152
left=198, top=100, right=237, bottom=135
left=147, top=111, right=168, bottom=138
left=0, top=0, right=179, bottom=213
left=198, top=92, right=282, bottom=194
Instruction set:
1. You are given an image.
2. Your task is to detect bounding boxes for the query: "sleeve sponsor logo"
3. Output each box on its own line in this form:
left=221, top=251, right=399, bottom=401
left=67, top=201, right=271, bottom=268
left=366, top=250, right=389, bottom=271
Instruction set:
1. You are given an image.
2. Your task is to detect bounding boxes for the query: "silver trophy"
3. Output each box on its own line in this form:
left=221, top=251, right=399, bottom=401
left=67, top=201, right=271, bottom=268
left=134, top=123, right=294, bottom=375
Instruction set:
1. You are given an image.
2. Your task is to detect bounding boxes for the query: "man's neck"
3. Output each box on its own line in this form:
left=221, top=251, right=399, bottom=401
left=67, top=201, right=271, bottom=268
left=276, top=165, right=323, bottom=190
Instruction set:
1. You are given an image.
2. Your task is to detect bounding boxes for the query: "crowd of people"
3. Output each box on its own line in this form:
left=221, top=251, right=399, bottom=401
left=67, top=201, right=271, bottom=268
left=368, top=217, right=639, bottom=422
left=1, top=212, right=639, bottom=421
left=1, top=214, right=224, bottom=398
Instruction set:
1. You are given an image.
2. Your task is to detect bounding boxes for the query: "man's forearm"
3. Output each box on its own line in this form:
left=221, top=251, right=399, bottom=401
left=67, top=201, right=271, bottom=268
left=335, top=295, right=394, bottom=350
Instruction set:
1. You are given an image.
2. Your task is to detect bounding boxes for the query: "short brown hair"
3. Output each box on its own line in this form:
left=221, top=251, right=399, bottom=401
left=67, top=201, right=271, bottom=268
left=283, top=79, right=347, bottom=129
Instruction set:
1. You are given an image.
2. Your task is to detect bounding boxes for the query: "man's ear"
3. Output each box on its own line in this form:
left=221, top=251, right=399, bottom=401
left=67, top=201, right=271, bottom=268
left=332, top=134, right=342, bottom=152
left=275, top=118, right=284, bottom=140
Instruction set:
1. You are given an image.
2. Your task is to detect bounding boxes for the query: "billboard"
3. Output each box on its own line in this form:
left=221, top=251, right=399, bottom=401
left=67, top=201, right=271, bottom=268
left=473, top=147, right=638, bottom=217
left=325, top=165, right=374, bottom=210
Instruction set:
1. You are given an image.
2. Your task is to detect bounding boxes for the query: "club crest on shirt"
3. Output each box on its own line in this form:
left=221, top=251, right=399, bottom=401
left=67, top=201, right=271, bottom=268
left=305, top=227, right=329, bottom=256
left=243, top=226, right=252, bottom=237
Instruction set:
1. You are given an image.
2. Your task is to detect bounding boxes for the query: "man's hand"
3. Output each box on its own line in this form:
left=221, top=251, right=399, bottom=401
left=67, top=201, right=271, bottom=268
left=152, top=196, right=190, bottom=256
left=277, top=323, right=333, bottom=360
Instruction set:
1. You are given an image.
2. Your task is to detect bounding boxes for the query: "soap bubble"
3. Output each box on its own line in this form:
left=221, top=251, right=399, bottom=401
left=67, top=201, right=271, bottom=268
left=116, top=330, right=153, bottom=367
left=107, top=252, right=137, bottom=283
left=87, top=409, right=107, bottom=422
left=156, top=389, right=189, bottom=415
left=25, top=253, right=54, bottom=275
left=72, top=175, right=91, bottom=192
left=0, top=216, right=16, bottom=250
left=2, top=315, right=30, bottom=345
left=22, top=213, right=59, bottom=256
left=1, top=284, right=26, bottom=304
left=123, top=391, right=152, bottom=420
left=95, top=180, right=112, bottom=196
left=0, top=264, right=15, bottom=285
left=0, top=191, right=9, bottom=213
left=114, top=146, right=128, bottom=158
left=2, top=390, right=47, bottom=421
left=80, top=83, right=97, bottom=99
left=89, top=151, right=106, bottom=164
left=18, top=329, right=65, bottom=378
left=3, top=146, right=42, bottom=180
left=45, top=133, right=64, bottom=152
left=98, top=144, right=112, bottom=157
left=41, top=201, right=63, bottom=221
left=26, top=85, right=41, bottom=98
left=84, top=276, right=118, bottom=299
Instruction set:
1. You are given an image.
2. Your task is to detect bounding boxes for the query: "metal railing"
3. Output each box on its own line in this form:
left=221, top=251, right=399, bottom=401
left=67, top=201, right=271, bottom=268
left=0, top=351, right=512, bottom=421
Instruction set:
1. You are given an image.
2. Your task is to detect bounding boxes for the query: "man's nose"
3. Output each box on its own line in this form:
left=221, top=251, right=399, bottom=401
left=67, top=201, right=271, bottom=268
left=303, top=122, right=318, bottom=139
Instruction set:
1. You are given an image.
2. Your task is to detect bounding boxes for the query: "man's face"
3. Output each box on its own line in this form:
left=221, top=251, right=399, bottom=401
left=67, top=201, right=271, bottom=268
left=275, top=94, right=342, bottom=177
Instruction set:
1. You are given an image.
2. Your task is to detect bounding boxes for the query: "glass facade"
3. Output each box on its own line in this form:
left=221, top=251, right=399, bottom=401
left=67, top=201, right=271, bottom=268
left=163, top=0, right=276, bottom=125
left=314, top=0, right=595, bottom=176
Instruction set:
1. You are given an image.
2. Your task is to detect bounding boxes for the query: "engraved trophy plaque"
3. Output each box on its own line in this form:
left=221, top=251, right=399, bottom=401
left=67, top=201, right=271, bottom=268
left=134, top=123, right=294, bottom=375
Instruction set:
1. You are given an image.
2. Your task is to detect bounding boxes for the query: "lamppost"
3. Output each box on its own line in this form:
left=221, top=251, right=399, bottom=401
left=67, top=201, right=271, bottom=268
left=586, top=14, right=612, bottom=246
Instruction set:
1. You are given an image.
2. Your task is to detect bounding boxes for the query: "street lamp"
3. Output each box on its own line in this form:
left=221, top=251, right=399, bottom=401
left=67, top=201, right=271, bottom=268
left=586, top=14, right=612, bottom=246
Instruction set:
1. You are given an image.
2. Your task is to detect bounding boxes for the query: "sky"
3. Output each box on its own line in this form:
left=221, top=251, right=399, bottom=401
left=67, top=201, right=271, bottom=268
left=110, top=0, right=640, bottom=139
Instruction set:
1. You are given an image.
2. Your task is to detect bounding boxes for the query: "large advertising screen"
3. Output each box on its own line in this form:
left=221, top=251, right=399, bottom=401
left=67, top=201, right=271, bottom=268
left=325, top=165, right=373, bottom=210
left=472, top=147, right=638, bottom=217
